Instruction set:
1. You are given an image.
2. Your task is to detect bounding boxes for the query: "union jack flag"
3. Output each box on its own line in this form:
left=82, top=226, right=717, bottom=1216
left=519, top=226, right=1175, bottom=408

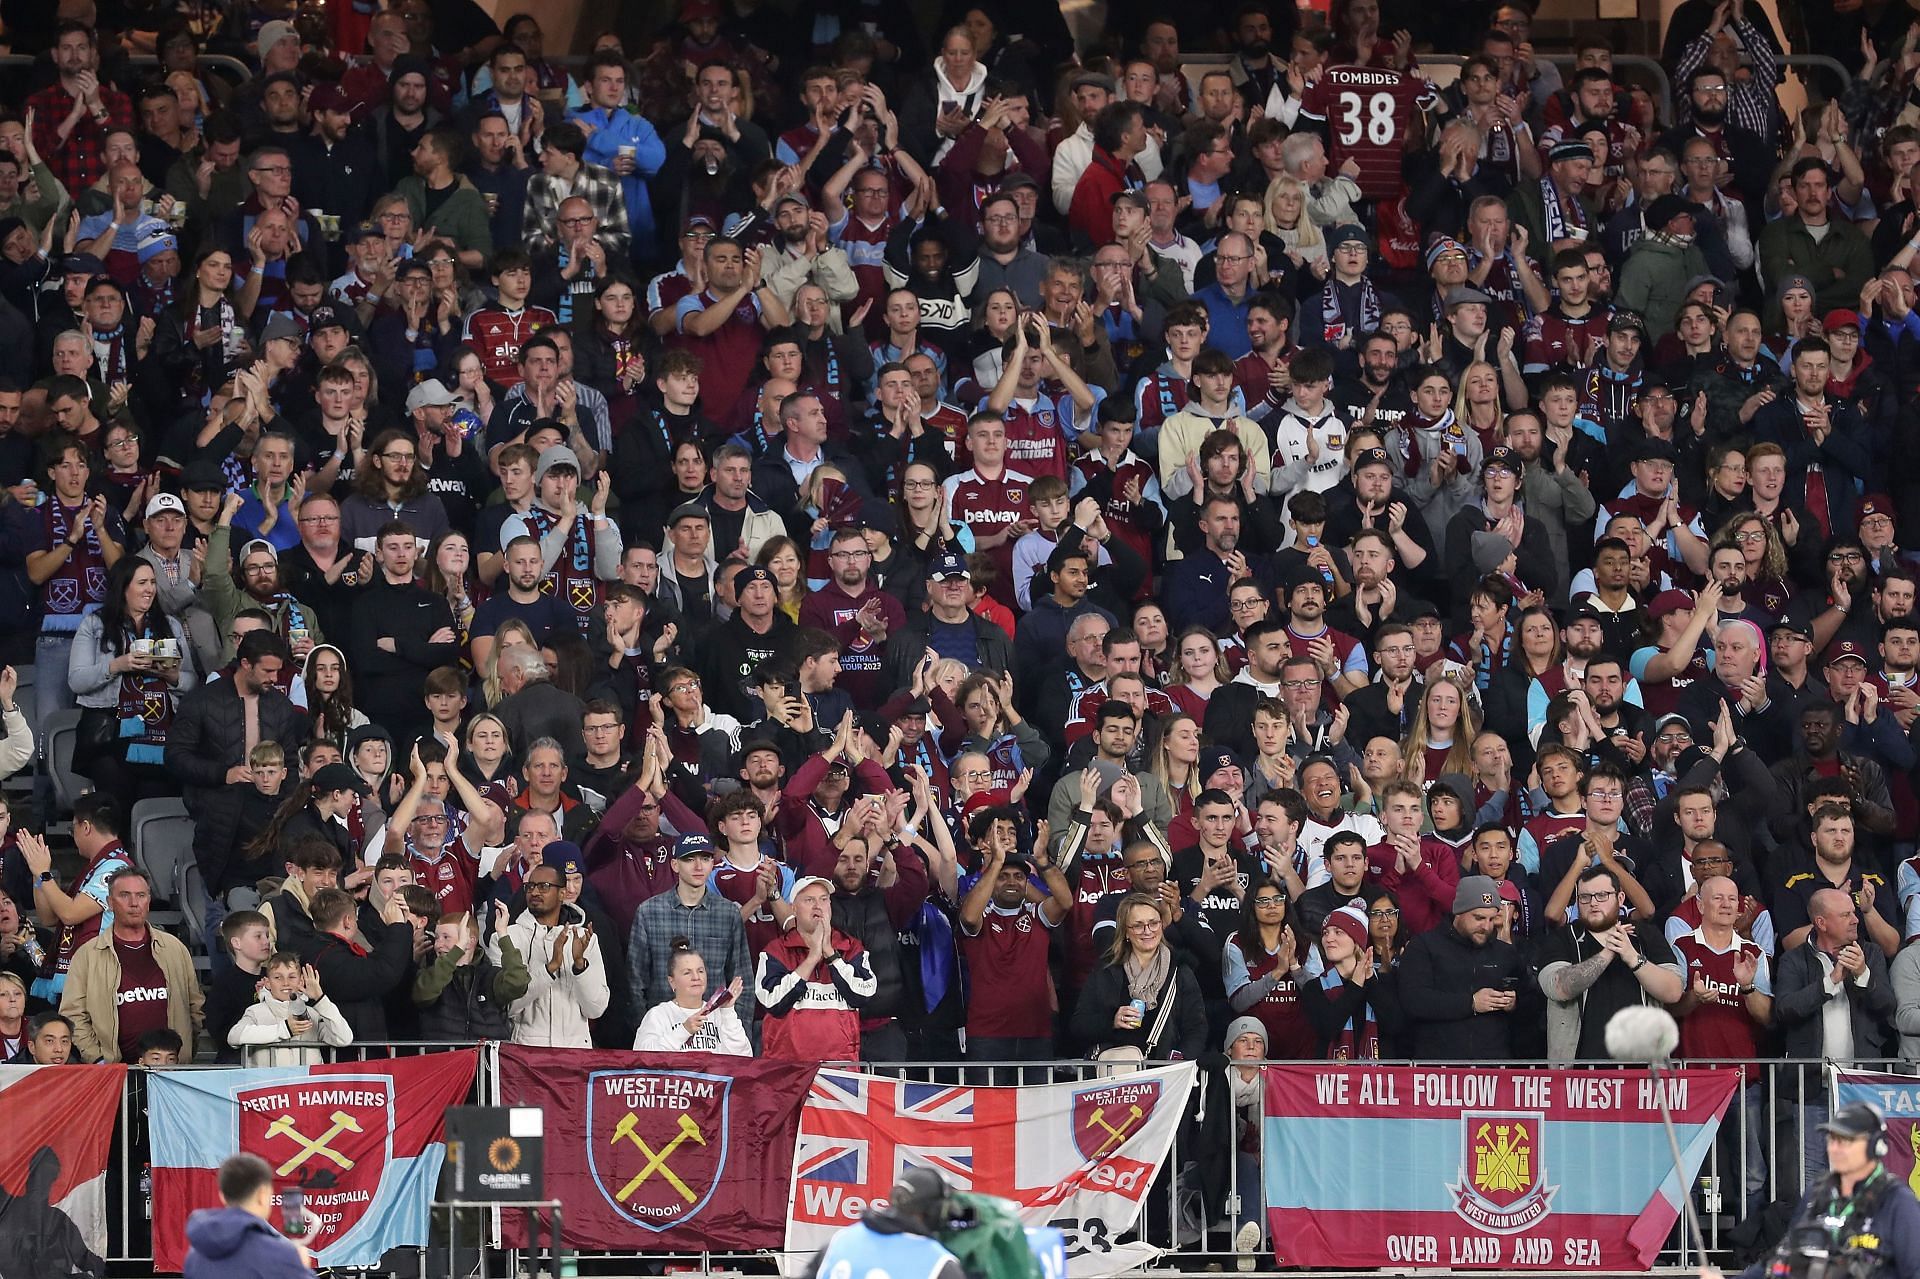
left=794, top=1072, right=1018, bottom=1202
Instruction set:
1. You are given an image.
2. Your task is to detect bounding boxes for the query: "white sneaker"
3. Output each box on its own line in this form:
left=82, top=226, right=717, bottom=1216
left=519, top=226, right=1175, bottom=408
left=1234, top=1220, right=1262, bottom=1266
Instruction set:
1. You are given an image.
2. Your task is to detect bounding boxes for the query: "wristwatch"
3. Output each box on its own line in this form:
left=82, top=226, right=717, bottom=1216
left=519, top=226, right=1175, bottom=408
left=1629, top=955, right=1648, bottom=973
left=36, top=870, right=54, bottom=884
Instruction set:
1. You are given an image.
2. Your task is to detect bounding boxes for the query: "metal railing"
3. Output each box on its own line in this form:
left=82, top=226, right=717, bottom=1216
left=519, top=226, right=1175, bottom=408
left=95, top=1046, right=1907, bottom=1274
left=0, top=52, right=252, bottom=85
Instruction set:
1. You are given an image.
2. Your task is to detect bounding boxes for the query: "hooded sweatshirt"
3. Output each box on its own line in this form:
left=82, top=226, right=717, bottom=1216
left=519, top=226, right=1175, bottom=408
left=183, top=1206, right=311, bottom=1278
left=497, top=900, right=610, bottom=1048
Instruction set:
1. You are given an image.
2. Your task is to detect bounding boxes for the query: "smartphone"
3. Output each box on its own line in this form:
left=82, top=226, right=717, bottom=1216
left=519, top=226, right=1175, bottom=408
left=281, top=1186, right=307, bottom=1238
left=1499, top=977, right=1520, bottom=992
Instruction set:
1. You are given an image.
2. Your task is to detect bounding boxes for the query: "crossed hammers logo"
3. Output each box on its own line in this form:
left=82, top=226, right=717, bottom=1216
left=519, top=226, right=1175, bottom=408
left=264, top=1111, right=364, bottom=1177
left=610, top=1111, right=706, bottom=1204
left=1083, top=1103, right=1145, bottom=1159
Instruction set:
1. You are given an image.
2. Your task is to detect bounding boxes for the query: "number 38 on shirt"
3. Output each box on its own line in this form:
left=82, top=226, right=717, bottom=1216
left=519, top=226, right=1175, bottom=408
left=1299, top=65, right=1439, bottom=200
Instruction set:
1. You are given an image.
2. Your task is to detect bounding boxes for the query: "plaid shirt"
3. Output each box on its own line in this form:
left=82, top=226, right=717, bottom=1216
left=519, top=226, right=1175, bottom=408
left=27, top=81, right=135, bottom=194
left=524, top=160, right=629, bottom=256
left=1674, top=20, right=1780, bottom=143
left=625, top=886, right=749, bottom=1018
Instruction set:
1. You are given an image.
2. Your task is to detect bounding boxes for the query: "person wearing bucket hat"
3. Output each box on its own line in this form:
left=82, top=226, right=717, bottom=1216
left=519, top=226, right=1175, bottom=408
left=1396, top=873, right=1534, bottom=1059
left=1615, top=191, right=1710, bottom=339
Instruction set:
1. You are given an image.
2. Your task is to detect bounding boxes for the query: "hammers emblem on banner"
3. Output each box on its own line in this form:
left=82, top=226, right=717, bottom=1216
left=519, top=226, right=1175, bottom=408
left=586, top=1069, right=733, bottom=1232
left=264, top=1111, right=363, bottom=1176
left=610, top=1111, right=706, bottom=1203
left=1071, top=1079, right=1162, bottom=1162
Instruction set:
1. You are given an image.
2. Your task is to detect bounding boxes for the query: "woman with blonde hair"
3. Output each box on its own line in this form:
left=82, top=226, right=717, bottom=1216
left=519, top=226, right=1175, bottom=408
left=1153, top=713, right=1205, bottom=822
left=1708, top=511, right=1795, bottom=616
left=1400, top=671, right=1480, bottom=783
left=481, top=618, right=538, bottom=707
left=461, top=712, right=519, bottom=805
left=1073, top=891, right=1207, bottom=1060
left=1264, top=174, right=1325, bottom=268
left=1453, top=359, right=1511, bottom=453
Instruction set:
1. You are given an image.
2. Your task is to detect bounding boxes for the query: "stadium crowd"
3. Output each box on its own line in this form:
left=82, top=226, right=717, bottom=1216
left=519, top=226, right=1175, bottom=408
left=0, top=0, right=1917, bottom=1169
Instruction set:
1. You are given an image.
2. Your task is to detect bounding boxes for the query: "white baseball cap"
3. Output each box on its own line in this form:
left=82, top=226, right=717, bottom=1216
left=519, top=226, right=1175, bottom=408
left=144, top=492, right=186, bottom=519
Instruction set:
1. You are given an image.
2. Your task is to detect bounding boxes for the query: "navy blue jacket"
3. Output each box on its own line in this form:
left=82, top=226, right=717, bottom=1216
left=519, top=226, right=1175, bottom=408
left=183, top=1207, right=311, bottom=1278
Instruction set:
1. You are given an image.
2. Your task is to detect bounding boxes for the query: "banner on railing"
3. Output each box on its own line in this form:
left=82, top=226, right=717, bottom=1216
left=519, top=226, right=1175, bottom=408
left=1263, top=1064, right=1738, bottom=1270
left=0, top=1062, right=126, bottom=1275
left=149, top=1050, right=479, bottom=1271
left=784, top=1064, right=1196, bottom=1277
left=1834, top=1069, right=1920, bottom=1187
left=499, top=1045, right=815, bottom=1252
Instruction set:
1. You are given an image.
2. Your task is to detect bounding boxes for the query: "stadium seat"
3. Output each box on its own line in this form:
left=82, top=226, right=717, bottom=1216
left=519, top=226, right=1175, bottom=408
left=43, top=709, right=89, bottom=815
left=131, top=798, right=194, bottom=935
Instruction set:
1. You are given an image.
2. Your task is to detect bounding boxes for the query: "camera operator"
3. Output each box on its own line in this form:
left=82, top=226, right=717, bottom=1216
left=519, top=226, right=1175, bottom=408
left=808, top=1167, right=966, bottom=1279
left=1700, top=1103, right=1920, bottom=1279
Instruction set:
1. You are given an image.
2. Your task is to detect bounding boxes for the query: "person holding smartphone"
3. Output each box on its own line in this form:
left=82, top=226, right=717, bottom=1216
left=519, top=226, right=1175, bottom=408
left=1396, top=874, right=1539, bottom=1060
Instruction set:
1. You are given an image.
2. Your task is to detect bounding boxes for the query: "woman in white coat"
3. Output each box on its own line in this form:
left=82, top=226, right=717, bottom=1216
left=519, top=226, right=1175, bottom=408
left=633, top=942, right=751, bottom=1055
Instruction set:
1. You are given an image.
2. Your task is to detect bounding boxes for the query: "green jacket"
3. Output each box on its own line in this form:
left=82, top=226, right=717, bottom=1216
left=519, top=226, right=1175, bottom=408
left=202, top=522, right=326, bottom=662
left=412, top=934, right=532, bottom=1007
left=1505, top=179, right=1598, bottom=266
left=1756, top=214, right=1875, bottom=326
left=0, top=161, right=68, bottom=236
left=1615, top=236, right=1711, bottom=339
left=395, top=175, right=494, bottom=258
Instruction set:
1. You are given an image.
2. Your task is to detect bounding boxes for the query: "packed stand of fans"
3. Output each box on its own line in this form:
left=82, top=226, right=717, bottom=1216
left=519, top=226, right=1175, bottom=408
left=3, top=0, right=1920, bottom=1170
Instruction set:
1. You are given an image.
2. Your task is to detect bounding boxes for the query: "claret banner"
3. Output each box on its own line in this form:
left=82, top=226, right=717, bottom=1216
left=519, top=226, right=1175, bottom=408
left=1262, top=1065, right=1739, bottom=1271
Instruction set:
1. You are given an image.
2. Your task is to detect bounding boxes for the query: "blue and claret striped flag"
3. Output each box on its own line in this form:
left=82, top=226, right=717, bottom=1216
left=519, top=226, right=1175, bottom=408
left=1263, top=1064, right=1738, bottom=1270
left=149, top=1050, right=479, bottom=1270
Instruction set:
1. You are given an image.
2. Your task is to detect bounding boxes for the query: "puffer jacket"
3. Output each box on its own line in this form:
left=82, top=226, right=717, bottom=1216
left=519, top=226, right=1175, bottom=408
left=414, top=937, right=531, bottom=1042
left=167, top=678, right=310, bottom=889
left=497, top=902, right=610, bottom=1048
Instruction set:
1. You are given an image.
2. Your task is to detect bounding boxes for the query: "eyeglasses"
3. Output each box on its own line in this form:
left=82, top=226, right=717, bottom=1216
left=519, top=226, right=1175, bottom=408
left=1829, top=552, right=1866, bottom=563
left=903, top=478, right=938, bottom=490
left=667, top=680, right=700, bottom=693
left=252, top=165, right=291, bottom=175
left=1281, top=679, right=1321, bottom=691
left=1252, top=895, right=1285, bottom=906
left=1368, top=907, right=1400, bottom=919
left=959, top=768, right=993, bottom=780
left=1125, top=919, right=1163, bottom=933
left=1694, top=84, right=1728, bottom=95
left=1655, top=731, right=1691, bottom=743
left=1576, top=890, right=1618, bottom=904
left=1732, top=529, right=1767, bottom=543
left=828, top=549, right=871, bottom=561
left=1692, top=856, right=1731, bottom=866
left=379, top=211, right=411, bottom=222
left=558, top=215, right=595, bottom=226
left=381, top=450, right=417, bottom=462
left=982, top=213, right=1019, bottom=225
left=427, top=257, right=455, bottom=267
left=1586, top=789, right=1623, bottom=801
left=412, top=814, right=447, bottom=825
left=298, top=513, right=339, bottom=524
left=526, top=878, right=562, bottom=891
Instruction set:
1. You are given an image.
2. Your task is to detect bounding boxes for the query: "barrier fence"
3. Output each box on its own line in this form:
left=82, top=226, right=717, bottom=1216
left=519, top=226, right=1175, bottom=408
left=80, top=1045, right=1917, bottom=1276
